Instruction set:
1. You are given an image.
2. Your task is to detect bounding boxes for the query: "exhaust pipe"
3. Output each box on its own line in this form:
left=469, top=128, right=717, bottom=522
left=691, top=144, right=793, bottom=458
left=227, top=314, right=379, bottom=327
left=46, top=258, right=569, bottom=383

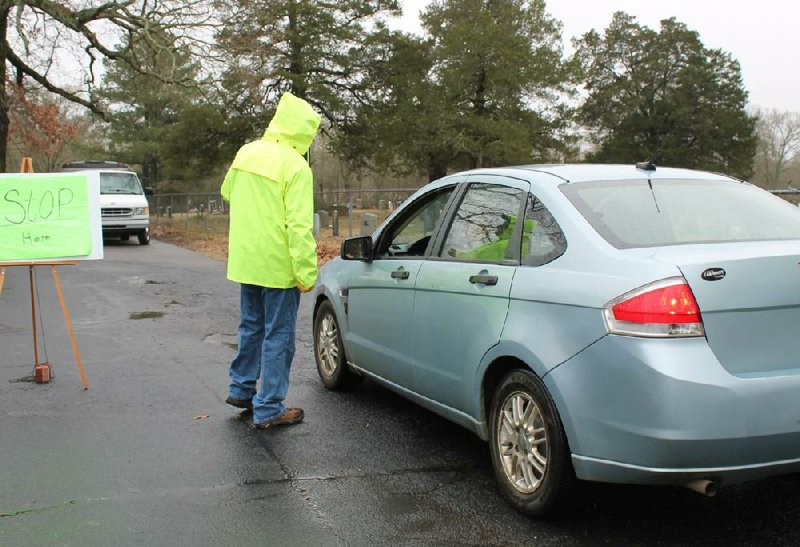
left=684, top=479, right=719, bottom=497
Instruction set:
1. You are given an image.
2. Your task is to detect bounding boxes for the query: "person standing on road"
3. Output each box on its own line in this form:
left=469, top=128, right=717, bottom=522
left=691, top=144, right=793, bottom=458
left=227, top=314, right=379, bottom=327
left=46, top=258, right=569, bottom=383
left=221, top=92, right=320, bottom=429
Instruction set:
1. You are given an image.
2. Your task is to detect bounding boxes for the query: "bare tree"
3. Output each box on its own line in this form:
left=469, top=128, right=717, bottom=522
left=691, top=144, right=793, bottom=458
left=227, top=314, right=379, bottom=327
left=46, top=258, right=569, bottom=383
left=753, top=107, right=800, bottom=188
left=0, top=0, right=215, bottom=171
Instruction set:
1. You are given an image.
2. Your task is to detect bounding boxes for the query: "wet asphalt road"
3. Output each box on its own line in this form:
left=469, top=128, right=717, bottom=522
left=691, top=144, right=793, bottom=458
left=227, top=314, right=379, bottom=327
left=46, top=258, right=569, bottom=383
left=1, top=240, right=799, bottom=546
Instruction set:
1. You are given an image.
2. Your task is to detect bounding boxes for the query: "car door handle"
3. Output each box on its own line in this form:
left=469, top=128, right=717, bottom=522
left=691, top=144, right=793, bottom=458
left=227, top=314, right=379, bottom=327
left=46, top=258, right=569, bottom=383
left=391, top=269, right=410, bottom=280
left=469, top=275, right=498, bottom=286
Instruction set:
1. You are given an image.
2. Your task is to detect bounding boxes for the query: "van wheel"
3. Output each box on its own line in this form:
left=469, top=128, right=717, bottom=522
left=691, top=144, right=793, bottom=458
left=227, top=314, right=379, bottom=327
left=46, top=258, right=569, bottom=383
left=138, top=230, right=150, bottom=245
left=314, top=300, right=361, bottom=390
left=489, top=369, right=576, bottom=517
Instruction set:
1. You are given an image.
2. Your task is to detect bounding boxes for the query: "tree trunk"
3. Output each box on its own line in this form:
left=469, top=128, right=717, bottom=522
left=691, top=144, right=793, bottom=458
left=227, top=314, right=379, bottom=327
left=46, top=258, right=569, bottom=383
left=427, top=158, right=447, bottom=182
left=287, top=1, right=307, bottom=100
left=150, top=156, right=159, bottom=193
left=0, top=5, right=10, bottom=172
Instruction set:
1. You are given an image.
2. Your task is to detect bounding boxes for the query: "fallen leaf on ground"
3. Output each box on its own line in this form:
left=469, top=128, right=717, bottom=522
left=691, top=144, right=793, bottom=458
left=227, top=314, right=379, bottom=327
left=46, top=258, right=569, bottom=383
left=193, top=414, right=210, bottom=420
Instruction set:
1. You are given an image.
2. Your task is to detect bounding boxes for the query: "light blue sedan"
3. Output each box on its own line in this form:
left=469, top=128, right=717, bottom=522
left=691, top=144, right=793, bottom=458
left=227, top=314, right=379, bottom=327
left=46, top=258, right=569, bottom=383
left=312, top=164, right=800, bottom=517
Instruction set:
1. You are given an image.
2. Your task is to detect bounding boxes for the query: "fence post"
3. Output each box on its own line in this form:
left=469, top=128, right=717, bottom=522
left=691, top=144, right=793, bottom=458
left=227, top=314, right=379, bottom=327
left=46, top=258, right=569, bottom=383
left=333, top=209, right=339, bottom=237
left=204, top=205, right=209, bottom=237
left=348, top=195, right=354, bottom=237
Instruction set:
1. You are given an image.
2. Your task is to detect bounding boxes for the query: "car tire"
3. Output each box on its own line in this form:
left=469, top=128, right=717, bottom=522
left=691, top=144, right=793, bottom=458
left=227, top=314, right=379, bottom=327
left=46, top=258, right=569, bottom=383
left=489, top=368, right=576, bottom=517
left=313, top=300, right=361, bottom=391
left=138, top=229, right=150, bottom=245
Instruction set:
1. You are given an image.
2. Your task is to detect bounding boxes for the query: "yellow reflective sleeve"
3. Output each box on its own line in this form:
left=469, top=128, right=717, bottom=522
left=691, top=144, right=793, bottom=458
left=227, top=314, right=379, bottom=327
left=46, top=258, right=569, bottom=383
left=284, top=166, right=318, bottom=289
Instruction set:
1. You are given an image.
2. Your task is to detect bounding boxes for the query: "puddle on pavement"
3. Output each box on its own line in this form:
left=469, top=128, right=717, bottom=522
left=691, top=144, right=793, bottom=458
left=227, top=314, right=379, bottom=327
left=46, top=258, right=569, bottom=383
left=130, top=311, right=165, bottom=320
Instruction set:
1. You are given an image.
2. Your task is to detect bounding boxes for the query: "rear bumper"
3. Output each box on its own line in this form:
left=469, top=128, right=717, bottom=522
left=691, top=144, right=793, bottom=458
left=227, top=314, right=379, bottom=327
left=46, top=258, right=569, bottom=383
left=545, top=335, right=800, bottom=486
left=572, top=454, right=800, bottom=486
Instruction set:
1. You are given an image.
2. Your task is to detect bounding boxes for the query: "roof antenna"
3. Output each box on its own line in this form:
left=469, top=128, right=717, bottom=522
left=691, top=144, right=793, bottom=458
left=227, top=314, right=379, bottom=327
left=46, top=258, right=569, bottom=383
left=636, top=148, right=662, bottom=171
left=636, top=147, right=663, bottom=213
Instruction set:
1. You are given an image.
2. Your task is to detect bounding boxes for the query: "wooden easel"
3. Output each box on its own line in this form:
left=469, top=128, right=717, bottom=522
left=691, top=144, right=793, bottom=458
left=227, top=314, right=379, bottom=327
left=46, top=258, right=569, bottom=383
left=0, top=157, right=89, bottom=389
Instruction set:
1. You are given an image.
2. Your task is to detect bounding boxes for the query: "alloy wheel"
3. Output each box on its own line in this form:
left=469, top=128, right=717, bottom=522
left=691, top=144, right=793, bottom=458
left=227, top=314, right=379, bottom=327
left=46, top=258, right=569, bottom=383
left=317, top=314, right=340, bottom=378
left=497, top=390, right=549, bottom=494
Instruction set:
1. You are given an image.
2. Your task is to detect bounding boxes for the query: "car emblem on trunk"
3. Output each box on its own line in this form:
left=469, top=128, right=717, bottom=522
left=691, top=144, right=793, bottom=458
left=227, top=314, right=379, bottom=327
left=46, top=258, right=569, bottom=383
left=701, top=268, right=726, bottom=281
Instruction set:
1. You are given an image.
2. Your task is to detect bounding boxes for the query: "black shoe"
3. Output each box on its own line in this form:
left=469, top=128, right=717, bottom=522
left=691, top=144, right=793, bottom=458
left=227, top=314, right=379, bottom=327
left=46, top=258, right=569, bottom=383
left=226, top=396, right=253, bottom=411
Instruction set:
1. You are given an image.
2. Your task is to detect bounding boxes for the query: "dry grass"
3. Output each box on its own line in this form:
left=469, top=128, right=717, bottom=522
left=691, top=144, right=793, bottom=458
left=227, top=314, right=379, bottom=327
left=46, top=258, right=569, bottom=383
left=149, top=207, right=391, bottom=265
left=150, top=222, right=344, bottom=266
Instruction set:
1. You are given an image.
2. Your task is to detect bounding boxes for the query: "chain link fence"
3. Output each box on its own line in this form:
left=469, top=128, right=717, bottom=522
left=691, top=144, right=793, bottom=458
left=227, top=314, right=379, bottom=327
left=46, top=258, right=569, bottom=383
left=149, top=187, right=800, bottom=240
left=148, top=188, right=420, bottom=241
left=771, top=188, right=800, bottom=205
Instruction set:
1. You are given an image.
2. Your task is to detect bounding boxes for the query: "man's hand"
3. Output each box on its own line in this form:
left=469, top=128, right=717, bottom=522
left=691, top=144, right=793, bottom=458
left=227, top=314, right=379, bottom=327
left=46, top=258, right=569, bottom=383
left=298, top=283, right=314, bottom=293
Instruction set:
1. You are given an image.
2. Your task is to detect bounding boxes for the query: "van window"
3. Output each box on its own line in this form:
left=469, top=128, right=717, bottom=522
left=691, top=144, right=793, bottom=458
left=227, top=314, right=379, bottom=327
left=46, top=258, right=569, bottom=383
left=100, top=172, right=144, bottom=195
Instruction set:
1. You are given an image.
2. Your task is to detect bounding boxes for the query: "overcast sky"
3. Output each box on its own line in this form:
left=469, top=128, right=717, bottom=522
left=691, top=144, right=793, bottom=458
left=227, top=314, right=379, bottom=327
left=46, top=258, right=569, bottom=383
left=394, top=0, right=800, bottom=113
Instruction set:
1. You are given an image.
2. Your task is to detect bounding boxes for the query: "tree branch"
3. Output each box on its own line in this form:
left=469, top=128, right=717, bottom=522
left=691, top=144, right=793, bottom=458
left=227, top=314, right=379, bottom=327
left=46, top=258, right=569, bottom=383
left=6, top=44, right=107, bottom=120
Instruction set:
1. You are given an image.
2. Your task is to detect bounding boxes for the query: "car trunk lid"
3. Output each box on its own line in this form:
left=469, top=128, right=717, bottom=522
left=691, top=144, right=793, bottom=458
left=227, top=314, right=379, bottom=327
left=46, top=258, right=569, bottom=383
left=630, top=241, right=800, bottom=377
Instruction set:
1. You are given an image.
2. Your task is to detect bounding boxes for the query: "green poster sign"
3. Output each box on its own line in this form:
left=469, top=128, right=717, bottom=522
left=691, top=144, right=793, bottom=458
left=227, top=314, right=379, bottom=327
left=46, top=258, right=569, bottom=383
left=0, top=175, right=92, bottom=261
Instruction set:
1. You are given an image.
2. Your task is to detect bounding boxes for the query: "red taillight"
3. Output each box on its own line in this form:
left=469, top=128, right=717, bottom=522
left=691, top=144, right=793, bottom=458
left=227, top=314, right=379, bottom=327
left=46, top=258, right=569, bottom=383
left=611, top=283, right=701, bottom=324
left=604, top=278, right=704, bottom=338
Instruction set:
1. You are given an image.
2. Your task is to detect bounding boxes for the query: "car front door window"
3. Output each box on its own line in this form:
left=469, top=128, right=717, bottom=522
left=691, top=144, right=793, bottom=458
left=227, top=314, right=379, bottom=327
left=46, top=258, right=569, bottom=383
left=378, top=188, right=455, bottom=258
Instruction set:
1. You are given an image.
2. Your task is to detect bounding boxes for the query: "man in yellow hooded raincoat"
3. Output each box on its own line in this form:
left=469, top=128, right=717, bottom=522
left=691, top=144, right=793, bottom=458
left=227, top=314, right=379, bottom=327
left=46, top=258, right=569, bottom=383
left=221, top=92, right=320, bottom=429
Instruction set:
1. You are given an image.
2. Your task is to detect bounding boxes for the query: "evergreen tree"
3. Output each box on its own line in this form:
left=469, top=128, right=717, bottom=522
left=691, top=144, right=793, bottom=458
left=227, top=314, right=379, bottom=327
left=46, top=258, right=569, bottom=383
left=575, top=12, right=757, bottom=179
left=213, top=0, right=400, bottom=136
left=99, top=33, right=203, bottom=191
left=339, top=0, right=574, bottom=181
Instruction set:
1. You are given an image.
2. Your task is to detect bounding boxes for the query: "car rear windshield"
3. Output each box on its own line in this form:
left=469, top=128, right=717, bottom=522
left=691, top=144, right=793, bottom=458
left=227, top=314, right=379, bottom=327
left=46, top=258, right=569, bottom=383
left=561, top=178, right=800, bottom=248
left=100, top=172, right=143, bottom=195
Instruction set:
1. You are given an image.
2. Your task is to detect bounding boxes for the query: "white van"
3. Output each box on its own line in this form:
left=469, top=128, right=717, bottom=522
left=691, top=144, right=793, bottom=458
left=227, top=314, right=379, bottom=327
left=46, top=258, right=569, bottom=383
left=62, top=161, right=153, bottom=245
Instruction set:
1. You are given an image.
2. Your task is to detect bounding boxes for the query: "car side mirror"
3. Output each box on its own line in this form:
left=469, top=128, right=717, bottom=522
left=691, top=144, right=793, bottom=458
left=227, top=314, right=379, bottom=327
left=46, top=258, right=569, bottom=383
left=143, top=186, right=155, bottom=196
left=341, top=236, right=373, bottom=261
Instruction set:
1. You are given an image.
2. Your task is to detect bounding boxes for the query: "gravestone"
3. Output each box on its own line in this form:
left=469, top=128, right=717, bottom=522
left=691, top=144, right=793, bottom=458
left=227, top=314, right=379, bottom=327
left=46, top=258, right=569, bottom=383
left=316, top=210, right=329, bottom=228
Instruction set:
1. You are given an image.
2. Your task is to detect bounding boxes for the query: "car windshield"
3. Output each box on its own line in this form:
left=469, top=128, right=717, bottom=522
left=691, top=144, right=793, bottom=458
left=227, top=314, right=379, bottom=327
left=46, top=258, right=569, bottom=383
left=562, top=178, right=800, bottom=248
left=100, top=172, right=143, bottom=195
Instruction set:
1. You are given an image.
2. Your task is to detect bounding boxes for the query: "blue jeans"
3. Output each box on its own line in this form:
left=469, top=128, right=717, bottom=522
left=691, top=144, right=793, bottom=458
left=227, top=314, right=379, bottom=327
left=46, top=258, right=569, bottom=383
left=228, top=284, right=300, bottom=424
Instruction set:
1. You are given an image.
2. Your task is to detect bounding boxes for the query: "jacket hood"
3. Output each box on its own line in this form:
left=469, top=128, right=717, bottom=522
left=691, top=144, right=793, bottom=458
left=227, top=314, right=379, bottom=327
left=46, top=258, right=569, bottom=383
left=262, top=92, right=321, bottom=155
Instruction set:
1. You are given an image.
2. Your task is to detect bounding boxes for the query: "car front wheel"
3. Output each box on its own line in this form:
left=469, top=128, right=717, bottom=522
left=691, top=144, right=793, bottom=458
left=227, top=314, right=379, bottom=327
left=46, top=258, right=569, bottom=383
left=138, top=229, right=150, bottom=245
left=313, top=300, right=361, bottom=390
left=489, top=368, right=576, bottom=517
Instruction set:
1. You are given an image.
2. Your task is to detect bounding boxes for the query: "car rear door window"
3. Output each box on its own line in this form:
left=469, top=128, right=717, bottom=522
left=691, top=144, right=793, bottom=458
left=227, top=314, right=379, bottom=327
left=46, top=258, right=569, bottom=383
left=439, top=184, right=525, bottom=262
left=521, top=194, right=567, bottom=266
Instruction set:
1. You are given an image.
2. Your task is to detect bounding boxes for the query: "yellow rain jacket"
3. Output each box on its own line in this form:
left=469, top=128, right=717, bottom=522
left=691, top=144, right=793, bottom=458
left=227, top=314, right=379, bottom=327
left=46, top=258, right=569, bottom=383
left=221, top=93, right=321, bottom=289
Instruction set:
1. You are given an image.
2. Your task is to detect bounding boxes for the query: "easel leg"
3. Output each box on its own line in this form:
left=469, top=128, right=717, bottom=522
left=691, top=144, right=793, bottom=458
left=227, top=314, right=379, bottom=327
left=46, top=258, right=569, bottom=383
left=51, top=266, right=89, bottom=390
left=0, top=267, right=5, bottom=296
left=29, top=266, right=40, bottom=365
